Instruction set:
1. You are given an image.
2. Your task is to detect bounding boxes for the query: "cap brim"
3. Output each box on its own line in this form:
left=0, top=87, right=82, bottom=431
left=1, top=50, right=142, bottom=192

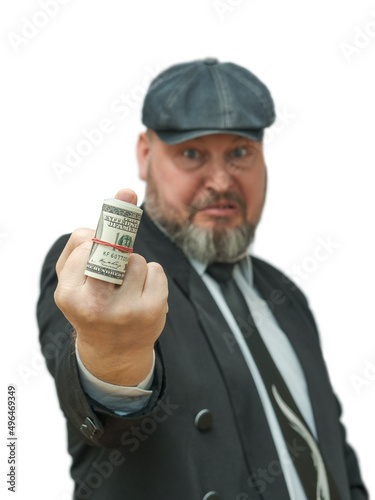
left=154, top=128, right=264, bottom=145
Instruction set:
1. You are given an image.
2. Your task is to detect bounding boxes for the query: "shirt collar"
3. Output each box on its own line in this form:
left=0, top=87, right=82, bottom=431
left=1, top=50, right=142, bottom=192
left=189, top=255, right=254, bottom=287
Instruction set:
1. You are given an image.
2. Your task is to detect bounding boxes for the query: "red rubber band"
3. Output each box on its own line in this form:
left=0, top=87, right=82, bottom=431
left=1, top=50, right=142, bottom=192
left=92, top=238, right=133, bottom=253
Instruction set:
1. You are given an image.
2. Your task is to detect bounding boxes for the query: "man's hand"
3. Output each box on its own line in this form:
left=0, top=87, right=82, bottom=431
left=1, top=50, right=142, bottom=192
left=54, top=188, right=168, bottom=386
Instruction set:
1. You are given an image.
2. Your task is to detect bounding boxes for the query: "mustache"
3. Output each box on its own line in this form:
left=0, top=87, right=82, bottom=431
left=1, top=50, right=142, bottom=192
left=188, top=192, right=246, bottom=217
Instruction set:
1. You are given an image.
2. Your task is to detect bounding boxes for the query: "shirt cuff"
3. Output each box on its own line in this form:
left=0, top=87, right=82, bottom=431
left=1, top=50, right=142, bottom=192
left=75, top=341, right=154, bottom=414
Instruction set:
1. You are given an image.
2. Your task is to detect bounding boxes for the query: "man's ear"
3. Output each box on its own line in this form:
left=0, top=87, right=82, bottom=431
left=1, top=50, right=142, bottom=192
left=137, top=132, right=151, bottom=180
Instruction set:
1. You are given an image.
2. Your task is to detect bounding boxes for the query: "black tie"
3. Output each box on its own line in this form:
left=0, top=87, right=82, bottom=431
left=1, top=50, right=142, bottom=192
left=206, top=262, right=339, bottom=500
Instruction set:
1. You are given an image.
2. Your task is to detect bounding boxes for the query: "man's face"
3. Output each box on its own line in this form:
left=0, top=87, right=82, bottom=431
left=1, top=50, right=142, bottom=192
left=137, top=132, right=267, bottom=263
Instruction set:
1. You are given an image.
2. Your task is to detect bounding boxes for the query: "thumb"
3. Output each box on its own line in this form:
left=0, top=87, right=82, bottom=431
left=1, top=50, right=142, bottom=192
left=114, top=188, right=138, bottom=205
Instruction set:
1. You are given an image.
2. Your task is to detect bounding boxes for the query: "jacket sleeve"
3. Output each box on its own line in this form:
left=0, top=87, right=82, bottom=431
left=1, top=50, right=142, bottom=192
left=36, top=235, right=167, bottom=448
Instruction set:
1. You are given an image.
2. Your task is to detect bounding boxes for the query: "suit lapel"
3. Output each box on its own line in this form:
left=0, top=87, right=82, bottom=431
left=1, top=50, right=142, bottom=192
left=186, top=266, right=291, bottom=500
left=252, top=261, right=350, bottom=499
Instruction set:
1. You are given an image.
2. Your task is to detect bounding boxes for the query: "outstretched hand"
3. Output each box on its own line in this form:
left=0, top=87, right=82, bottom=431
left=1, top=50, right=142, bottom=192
left=54, top=188, right=168, bottom=386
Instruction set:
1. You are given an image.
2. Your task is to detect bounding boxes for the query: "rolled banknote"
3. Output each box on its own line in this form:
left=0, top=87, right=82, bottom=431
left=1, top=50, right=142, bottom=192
left=85, top=198, right=143, bottom=284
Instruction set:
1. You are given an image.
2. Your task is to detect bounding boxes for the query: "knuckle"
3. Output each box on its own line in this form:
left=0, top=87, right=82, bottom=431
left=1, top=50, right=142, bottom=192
left=126, top=253, right=148, bottom=277
left=129, top=253, right=147, bottom=268
left=75, top=239, right=94, bottom=257
left=54, top=285, right=70, bottom=311
left=148, top=262, right=168, bottom=285
left=55, top=258, right=62, bottom=276
left=53, top=287, right=62, bottom=307
left=71, top=227, right=95, bottom=244
left=147, top=261, right=163, bottom=273
left=56, top=228, right=94, bottom=277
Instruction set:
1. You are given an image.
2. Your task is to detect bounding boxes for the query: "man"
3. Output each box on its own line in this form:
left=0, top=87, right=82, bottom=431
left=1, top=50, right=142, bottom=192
left=37, top=58, right=368, bottom=500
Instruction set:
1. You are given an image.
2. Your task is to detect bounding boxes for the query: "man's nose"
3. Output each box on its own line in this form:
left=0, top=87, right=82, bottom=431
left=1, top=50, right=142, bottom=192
left=203, top=158, right=234, bottom=192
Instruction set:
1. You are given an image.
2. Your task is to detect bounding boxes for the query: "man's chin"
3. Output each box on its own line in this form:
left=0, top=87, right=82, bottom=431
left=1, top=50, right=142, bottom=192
left=170, top=219, right=256, bottom=264
left=144, top=199, right=255, bottom=263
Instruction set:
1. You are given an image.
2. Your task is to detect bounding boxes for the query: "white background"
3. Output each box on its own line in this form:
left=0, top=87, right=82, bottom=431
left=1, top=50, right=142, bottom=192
left=1, top=0, right=374, bottom=498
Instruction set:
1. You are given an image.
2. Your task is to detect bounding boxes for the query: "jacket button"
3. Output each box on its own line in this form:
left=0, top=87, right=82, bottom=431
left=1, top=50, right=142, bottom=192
left=195, top=409, right=213, bottom=431
left=202, top=492, right=221, bottom=500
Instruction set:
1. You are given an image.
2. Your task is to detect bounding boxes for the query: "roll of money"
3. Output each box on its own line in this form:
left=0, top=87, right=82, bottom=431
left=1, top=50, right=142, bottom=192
left=85, top=198, right=143, bottom=284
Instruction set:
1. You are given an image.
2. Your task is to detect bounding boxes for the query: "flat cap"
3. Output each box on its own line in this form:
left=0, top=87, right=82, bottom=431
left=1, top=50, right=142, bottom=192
left=142, top=58, right=275, bottom=144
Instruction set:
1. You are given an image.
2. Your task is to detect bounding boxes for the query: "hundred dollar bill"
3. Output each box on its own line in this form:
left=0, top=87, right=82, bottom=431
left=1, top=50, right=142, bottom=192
left=85, top=198, right=143, bottom=284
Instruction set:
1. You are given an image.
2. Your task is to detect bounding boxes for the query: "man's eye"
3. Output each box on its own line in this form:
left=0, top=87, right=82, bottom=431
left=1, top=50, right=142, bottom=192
left=232, top=146, right=249, bottom=158
left=182, top=149, right=200, bottom=159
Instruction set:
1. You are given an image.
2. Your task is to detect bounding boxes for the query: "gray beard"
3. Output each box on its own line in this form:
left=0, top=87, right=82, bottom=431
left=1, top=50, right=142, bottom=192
left=145, top=195, right=256, bottom=265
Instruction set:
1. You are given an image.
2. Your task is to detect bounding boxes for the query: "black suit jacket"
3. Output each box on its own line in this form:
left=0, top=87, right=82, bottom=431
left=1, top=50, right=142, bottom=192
left=37, top=210, right=368, bottom=500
